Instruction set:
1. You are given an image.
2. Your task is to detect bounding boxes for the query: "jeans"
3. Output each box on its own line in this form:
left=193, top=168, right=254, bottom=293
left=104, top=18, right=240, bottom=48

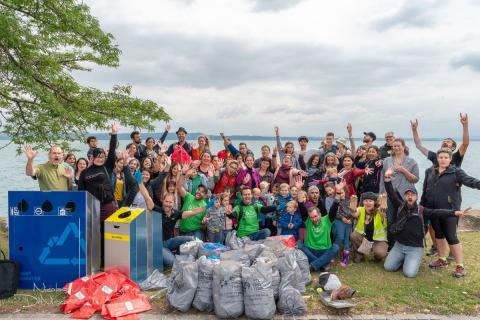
left=384, top=242, right=423, bottom=278
left=162, top=236, right=194, bottom=268
left=298, top=241, right=340, bottom=271
left=333, top=219, right=352, bottom=251
left=181, top=229, right=205, bottom=241
left=386, top=198, right=396, bottom=251
left=247, top=228, right=271, bottom=241
left=207, top=230, right=225, bottom=244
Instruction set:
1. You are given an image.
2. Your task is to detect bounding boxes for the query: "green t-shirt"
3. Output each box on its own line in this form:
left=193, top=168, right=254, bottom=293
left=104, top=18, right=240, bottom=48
left=234, top=203, right=262, bottom=238
left=179, top=192, right=207, bottom=233
left=304, top=216, right=332, bottom=250
left=34, top=162, right=69, bottom=191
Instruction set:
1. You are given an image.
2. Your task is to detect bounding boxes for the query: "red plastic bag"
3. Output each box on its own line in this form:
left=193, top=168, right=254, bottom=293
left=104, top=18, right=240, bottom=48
left=70, top=303, right=97, bottom=319
left=105, top=294, right=152, bottom=318
left=267, top=235, right=296, bottom=248
left=91, top=272, right=127, bottom=309
left=62, top=287, right=93, bottom=314
left=64, top=275, right=93, bottom=297
left=170, top=145, right=191, bottom=164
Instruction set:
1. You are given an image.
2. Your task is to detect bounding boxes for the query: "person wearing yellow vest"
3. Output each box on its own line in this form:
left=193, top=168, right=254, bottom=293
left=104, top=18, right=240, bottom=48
left=350, top=191, right=388, bottom=262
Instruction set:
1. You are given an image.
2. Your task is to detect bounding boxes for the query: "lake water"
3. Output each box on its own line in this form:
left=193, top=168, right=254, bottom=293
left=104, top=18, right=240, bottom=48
left=2, top=138, right=480, bottom=215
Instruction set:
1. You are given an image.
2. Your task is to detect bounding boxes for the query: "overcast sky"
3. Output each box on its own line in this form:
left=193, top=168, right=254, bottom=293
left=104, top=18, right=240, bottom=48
left=77, top=0, right=480, bottom=138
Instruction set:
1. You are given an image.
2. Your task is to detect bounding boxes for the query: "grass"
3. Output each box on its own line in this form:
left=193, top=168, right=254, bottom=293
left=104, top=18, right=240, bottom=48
left=1, top=218, right=479, bottom=316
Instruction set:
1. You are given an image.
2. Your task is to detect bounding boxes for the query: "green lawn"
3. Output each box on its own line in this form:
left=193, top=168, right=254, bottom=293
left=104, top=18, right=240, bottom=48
left=1, top=220, right=479, bottom=315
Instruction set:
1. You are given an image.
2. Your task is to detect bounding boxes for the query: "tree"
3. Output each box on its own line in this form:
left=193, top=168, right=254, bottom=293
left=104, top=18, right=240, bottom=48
left=0, top=0, right=170, bottom=152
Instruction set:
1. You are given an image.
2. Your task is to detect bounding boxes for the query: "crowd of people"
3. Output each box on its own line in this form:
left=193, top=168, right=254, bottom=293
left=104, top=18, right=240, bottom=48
left=24, top=113, right=479, bottom=278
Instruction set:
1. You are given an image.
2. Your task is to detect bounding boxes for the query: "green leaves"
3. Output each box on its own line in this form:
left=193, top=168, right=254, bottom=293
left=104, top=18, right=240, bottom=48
left=0, top=0, right=170, bottom=153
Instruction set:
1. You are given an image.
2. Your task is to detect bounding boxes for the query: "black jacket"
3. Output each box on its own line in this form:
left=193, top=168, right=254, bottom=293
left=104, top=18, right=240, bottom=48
left=386, top=180, right=455, bottom=247
left=421, top=165, right=480, bottom=210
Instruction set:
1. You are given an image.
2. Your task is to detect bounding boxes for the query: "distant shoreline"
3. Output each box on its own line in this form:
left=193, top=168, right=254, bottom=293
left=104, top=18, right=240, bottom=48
left=1, top=133, right=478, bottom=142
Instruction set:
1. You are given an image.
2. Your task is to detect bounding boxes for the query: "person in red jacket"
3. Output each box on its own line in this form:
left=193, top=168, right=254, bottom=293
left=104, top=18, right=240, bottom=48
left=213, top=160, right=239, bottom=194
left=339, top=154, right=372, bottom=197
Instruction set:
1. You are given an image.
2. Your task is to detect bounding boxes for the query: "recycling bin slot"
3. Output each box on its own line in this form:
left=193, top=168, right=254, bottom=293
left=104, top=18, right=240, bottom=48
left=113, top=225, right=120, bottom=229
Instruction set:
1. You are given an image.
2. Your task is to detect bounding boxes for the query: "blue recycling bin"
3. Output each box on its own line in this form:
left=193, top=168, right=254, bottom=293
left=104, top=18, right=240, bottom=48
left=8, top=191, right=101, bottom=289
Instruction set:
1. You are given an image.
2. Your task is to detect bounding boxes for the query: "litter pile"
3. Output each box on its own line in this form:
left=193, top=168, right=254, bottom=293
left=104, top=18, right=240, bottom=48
left=61, top=269, right=152, bottom=319
left=167, top=233, right=310, bottom=318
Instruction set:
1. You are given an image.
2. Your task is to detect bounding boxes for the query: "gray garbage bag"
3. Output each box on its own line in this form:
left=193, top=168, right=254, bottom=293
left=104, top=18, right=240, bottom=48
left=263, top=239, right=286, bottom=257
left=254, top=255, right=280, bottom=300
left=277, top=250, right=305, bottom=293
left=244, top=243, right=265, bottom=263
left=139, top=269, right=169, bottom=290
left=225, top=230, right=245, bottom=249
left=220, top=249, right=250, bottom=267
left=242, top=262, right=276, bottom=319
left=167, top=260, right=198, bottom=312
left=198, top=242, right=229, bottom=258
left=179, top=239, right=203, bottom=258
left=192, top=256, right=220, bottom=312
left=277, top=285, right=306, bottom=315
left=294, top=249, right=311, bottom=285
left=212, top=260, right=244, bottom=318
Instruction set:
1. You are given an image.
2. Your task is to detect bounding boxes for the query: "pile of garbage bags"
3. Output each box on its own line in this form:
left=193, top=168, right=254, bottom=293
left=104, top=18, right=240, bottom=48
left=61, top=269, right=152, bottom=319
left=168, top=232, right=310, bottom=318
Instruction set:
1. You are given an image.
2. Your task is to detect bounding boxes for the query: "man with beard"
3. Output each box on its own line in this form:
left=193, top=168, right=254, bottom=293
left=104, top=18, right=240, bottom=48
left=379, top=132, right=395, bottom=159
left=410, top=113, right=469, bottom=168
left=383, top=167, right=470, bottom=278
left=24, top=145, right=71, bottom=191
left=166, top=127, right=192, bottom=159
left=362, top=131, right=376, bottom=147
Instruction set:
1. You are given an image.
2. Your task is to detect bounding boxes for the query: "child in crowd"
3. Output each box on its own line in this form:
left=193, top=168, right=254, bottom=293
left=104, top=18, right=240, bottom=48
left=275, top=183, right=293, bottom=234
left=332, top=184, right=354, bottom=267
left=201, top=192, right=232, bottom=244
left=279, top=200, right=302, bottom=240
left=323, top=182, right=336, bottom=212
left=252, top=187, right=263, bottom=205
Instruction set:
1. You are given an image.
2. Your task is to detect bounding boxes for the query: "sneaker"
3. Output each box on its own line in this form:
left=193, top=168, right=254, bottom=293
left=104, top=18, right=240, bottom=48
left=426, top=245, right=437, bottom=256
left=429, top=258, right=448, bottom=269
left=452, top=265, right=465, bottom=278
left=340, top=250, right=350, bottom=267
left=447, top=253, right=455, bottom=261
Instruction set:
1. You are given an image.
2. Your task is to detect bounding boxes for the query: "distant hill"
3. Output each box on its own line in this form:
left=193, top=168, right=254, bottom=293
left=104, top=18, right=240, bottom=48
left=0, top=132, right=476, bottom=141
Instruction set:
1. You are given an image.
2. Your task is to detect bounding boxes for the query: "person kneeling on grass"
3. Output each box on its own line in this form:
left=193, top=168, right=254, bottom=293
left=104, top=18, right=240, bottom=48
left=298, top=184, right=342, bottom=272
left=350, top=191, right=388, bottom=263
left=383, top=167, right=470, bottom=278
left=232, top=188, right=277, bottom=241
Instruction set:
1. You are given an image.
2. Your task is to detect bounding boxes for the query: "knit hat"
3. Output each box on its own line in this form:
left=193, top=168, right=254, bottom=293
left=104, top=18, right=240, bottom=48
left=361, top=191, right=378, bottom=202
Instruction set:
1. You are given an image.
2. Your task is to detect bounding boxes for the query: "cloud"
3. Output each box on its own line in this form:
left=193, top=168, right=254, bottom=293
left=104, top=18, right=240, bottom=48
left=74, top=29, right=427, bottom=96
left=450, top=53, right=480, bottom=72
left=249, top=0, right=307, bottom=12
left=371, top=0, right=448, bottom=31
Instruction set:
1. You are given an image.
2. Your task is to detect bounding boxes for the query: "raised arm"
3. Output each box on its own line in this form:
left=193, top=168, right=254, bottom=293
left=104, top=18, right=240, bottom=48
left=158, top=124, right=170, bottom=144
left=384, top=170, right=402, bottom=210
left=24, top=145, right=38, bottom=177
left=176, top=165, right=188, bottom=198
left=347, top=123, right=356, bottom=155
left=274, top=126, right=285, bottom=160
left=410, top=119, right=428, bottom=157
left=106, top=123, right=119, bottom=173
left=458, top=113, right=469, bottom=156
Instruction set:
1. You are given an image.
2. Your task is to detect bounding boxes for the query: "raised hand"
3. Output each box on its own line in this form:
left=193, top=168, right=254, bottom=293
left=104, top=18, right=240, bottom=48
left=63, top=166, right=73, bottom=179
left=349, top=195, right=358, bottom=213
left=23, top=145, right=38, bottom=160
left=111, top=122, right=119, bottom=135
left=121, top=151, right=130, bottom=163
left=347, top=123, right=353, bottom=137
left=455, top=207, right=471, bottom=217
left=410, top=119, right=418, bottom=131
left=274, top=126, right=279, bottom=134
left=364, top=167, right=373, bottom=175
left=294, top=175, right=304, bottom=189
left=272, top=146, right=278, bottom=156
left=243, top=173, right=251, bottom=185
left=375, top=160, right=383, bottom=167
left=460, top=113, right=468, bottom=126
left=165, top=123, right=171, bottom=132
left=216, top=158, right=225, bottom=169
left=385, top=166, right=395, bottom=178
left=378, top=193, right=388, bottom=211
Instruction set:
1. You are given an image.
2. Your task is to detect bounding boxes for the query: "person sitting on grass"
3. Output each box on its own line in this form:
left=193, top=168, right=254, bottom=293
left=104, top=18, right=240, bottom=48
left=298, top=184, right=342, bottom=272
left=231, top=188, right=277, bottom=241
left=349, top=191, right=388, bottom=263
left=383, top=166, right=470, bottom=278
left=279, top=200, right=302, bottom=240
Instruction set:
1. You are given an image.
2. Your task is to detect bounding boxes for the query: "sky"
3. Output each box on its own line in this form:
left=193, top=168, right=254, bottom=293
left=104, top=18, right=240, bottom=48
left=76, top=0, right=480, bottom=139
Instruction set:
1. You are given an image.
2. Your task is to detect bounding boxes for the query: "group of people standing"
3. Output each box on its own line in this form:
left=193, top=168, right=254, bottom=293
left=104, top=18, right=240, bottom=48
left=24, top=113, right=478, bottom=278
